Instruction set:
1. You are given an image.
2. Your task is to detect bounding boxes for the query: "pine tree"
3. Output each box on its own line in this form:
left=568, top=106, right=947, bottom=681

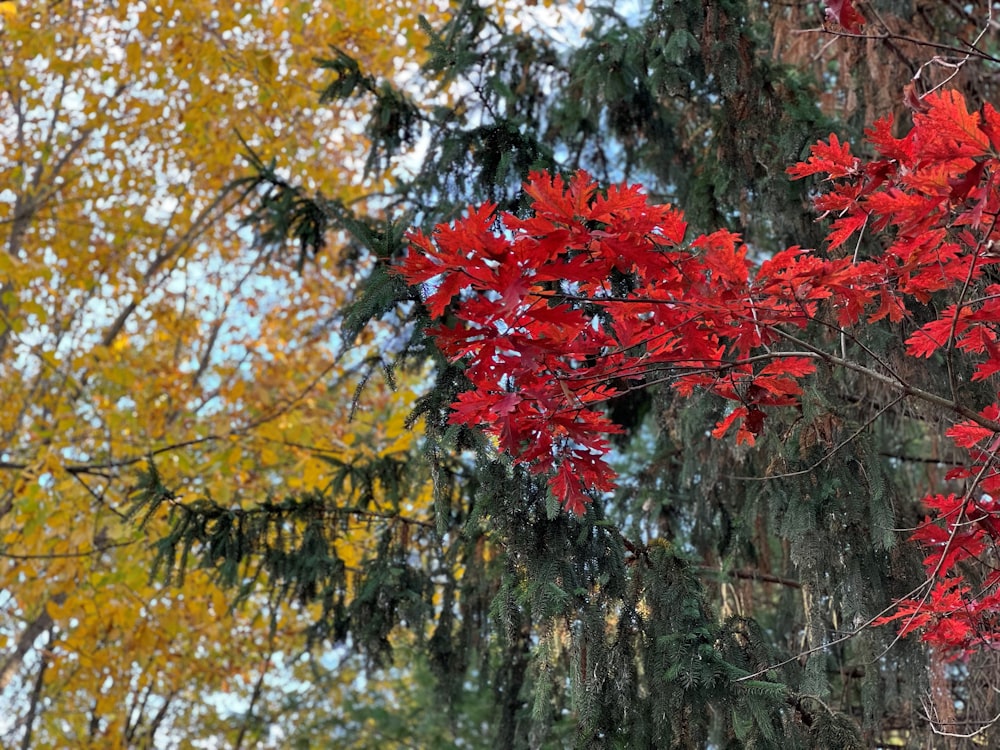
left=128, top=1, right=1000, bottom=746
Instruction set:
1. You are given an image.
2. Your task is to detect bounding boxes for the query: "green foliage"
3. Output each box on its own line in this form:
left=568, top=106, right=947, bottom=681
left=130, top=458, right=437, bottom=667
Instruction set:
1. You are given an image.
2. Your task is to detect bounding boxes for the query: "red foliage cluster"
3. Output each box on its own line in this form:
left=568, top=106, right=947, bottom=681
left=398, top=172, right=833, bottom=513
left=396, top=90, right=1000, bottom=651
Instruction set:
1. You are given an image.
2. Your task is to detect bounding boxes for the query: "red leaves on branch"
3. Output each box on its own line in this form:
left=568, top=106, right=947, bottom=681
left=873, top=577, right=1000, bottom=650
left=785, top=133, right=859, bottom=180
left=398, top=170, right=831, bottom=513
left=789, top=90, right=1000, bottom=655
left=396, top=90, right=1000, bottom=652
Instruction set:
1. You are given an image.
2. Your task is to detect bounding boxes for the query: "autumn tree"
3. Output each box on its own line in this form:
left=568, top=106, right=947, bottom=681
left=12, top=0, right=1000, bottom=748
left=0, top=0, right=459, bottom=747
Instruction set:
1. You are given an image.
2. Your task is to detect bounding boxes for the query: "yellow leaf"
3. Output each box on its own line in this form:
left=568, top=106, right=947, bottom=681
left=0, top=3, right=15, bottom=22
left=300, top=457, right=327, bottom=490
left=45, top=597, right=67, bottom=620
left=126, top=40, right=142, bottom=71
left=227, top=378, right=246, bottom=401
left=257, top=52, right=275, bottom=80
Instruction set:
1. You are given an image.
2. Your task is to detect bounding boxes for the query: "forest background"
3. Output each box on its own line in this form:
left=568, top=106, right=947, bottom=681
left=2, top=0, right=1000, bottom=748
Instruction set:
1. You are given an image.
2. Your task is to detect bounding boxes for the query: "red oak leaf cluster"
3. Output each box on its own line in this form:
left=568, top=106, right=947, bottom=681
left=397, top=90, right=1000, bottom=651
left=795, top=91, right=1000, bottom=652
left=397, top=171, right=838, bottom=513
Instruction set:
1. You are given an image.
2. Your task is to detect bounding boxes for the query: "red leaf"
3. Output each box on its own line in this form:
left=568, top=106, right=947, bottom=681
left=902, top=82, right=930, bottom=115
left=948, top=160, right=986, bottom=203
left=946, top=421, right=995, bottom=449
left=905, top=307, right=971, bottom=358
left=973, top=357, right=1000, bottom=382
left=823, top=0, right=865, bottom=32
left=743, top=406, right=766, bottom=436
left=757, top=357, right=817, bottom=379
left=787, top=133, right=859, bottom=180
left=981, top=102, right=1000, bottom=152
left=449, top=390, right=518, bottom=426
left=865, top=114, right=915, bottom=164
left=712, top=407, right=748, bottom=439
left=551, top=460, right=589, bottom=516
left=825, top=212, right=868, bottom=252
left=917, top=89, right=990, bottom=160
left=522, top=169, right=596, bottom=225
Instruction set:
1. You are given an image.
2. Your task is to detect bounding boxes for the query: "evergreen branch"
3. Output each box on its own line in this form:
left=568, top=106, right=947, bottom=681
left=698, top=566, right=802, bottom=589
left=348, top=508, right=435, bottom=530
left=734, top=576, right=934, bottom=683
left=725, top=394, right=905, bottom=482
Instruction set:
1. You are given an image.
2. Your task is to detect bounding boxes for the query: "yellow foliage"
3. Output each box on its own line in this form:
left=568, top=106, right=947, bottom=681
left=0, top=0, right=453, bottom=745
